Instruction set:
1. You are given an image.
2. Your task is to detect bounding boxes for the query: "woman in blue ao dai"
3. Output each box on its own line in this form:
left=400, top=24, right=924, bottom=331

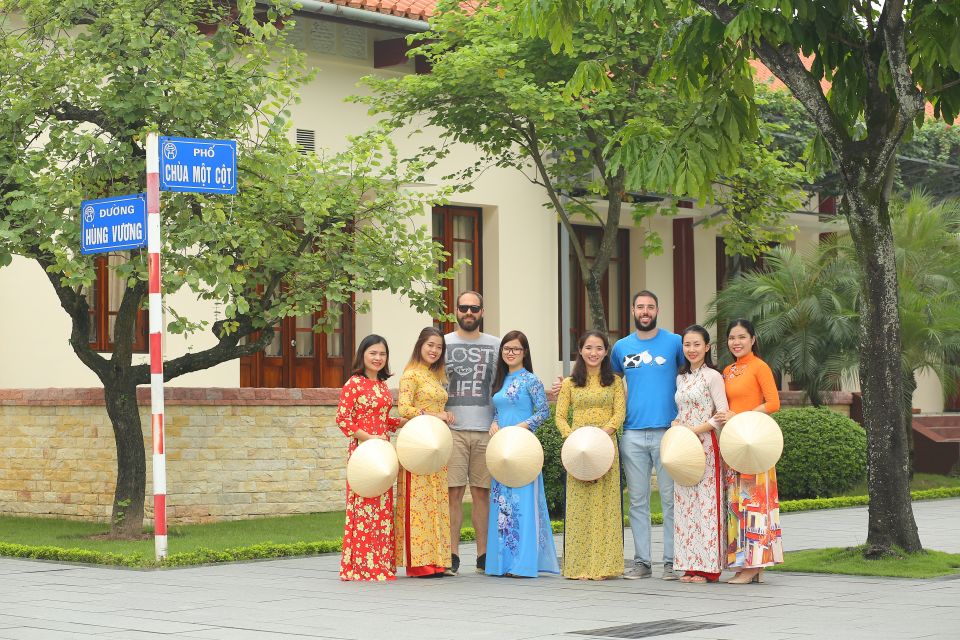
left=485, top=330, right=560, bottom=577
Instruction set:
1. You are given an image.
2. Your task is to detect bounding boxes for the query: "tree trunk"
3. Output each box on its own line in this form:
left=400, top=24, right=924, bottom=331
left=844, top=188, right=922, bottom=555
left=103, top=380, right=146, bottom=538
left=902, top=371, right=917, bottom=481
left=584, top=270, right=608, bottom=333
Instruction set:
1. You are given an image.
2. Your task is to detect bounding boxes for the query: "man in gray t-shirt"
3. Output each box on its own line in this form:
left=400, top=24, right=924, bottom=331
left=444, top=290, right=499, bottom=575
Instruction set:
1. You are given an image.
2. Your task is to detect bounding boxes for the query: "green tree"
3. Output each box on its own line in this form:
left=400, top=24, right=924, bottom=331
left=515, top=0, right=960, bottom=555
left=0, top=0, right=449, bottom=536
left=358, top=1, right=803, bottom=334
left=711, top=191, right=960, bottom=472
left=706, top=245, right=858, bottom=405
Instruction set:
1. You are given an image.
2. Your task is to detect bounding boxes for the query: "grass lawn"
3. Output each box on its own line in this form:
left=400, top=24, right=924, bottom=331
left=840, top=472, right=960, bottom=497
left=769, top=546, right=960, bottom=578
left=0, top=474, right=952, bottom=566
left=0, top=511, right=349, bottom=557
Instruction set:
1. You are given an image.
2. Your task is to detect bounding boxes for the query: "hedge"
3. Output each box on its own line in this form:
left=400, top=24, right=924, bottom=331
left=774, top=407, right=868, bottom=499
left=3, top=488, right=957, bottom=568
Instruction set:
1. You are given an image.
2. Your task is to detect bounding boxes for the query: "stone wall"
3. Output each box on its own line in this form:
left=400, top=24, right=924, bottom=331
left=0, top=388, right=348, bottom=524
left=0, top=387, right=854, bottom=524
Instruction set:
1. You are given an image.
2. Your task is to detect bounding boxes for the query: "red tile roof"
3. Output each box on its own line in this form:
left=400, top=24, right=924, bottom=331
left=330, top=0, right=435, bottom=20
left=750, top=58, right=935, bottom=118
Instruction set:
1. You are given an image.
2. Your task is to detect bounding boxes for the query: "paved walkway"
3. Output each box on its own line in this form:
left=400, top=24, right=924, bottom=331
left=0, top=499, right=957, bottom=640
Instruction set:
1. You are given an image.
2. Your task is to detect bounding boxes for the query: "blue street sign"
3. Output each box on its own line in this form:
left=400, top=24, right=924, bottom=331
left=80, top=194, right=147, bottom=255
left=159, top=136, right=237, bottom=194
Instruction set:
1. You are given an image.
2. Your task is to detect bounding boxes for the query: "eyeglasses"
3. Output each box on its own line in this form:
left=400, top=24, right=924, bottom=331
left=457, top=304, right=482, bottom=313
left=503, top=347, right=525, bottom=355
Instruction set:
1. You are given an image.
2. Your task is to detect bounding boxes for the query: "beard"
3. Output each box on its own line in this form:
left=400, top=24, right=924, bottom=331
left=634, top=314, right=657, bottom=331
left=457, top=314, right=480, bottom=331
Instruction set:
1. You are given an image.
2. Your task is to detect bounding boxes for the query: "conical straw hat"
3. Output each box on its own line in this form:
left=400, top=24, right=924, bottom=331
left=485, top=426, right=544, bottom=488
left=719, top=411, right=784, bottom=474
left=396, top=414, right=453, bottom=475
left=346, top=438, right=399, bottom=498
left=561, top=426, right=615, bottom=481
left=660, top=425, right=706, bottom=486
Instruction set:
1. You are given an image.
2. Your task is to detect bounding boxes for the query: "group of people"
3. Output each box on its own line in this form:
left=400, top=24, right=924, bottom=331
left=335, top=289, right=783, bottom=584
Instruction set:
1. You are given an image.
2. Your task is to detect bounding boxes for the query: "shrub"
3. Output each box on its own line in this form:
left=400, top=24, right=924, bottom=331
left=773, top=407, right=867, bottom=499
left=536, top=406, right=567, bottom=518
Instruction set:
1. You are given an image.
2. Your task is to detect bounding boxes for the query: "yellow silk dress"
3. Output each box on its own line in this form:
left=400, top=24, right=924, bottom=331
left=554, top=374, right=626, bottom=579
left=395, top=364, right=452, bottom=575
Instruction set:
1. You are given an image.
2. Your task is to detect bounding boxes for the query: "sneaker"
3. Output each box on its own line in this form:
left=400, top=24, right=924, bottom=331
left=475, top=553, right=486, bottom=573
left=623, top=563, right=652, bottom=580
left=662, top=562, right=680, bottom=580
left=445, top=554, right=460, bottom=576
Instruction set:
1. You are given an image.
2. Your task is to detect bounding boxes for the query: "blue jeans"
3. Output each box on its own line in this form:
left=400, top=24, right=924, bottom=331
left=620, top=428, right=674, bottom=566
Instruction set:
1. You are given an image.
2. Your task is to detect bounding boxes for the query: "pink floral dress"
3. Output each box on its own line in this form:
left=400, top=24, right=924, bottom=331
left=673, top=366, right=729, bottom=578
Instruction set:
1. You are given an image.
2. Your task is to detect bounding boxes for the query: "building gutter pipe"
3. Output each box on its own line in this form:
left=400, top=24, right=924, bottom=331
left=294, top=0, right=431, bottom=33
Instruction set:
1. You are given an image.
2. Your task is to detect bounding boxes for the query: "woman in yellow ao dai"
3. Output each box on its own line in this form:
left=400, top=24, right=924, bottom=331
left=554, top=330, right=626, bottom=580
left=395, top=327, right=454, bottom=577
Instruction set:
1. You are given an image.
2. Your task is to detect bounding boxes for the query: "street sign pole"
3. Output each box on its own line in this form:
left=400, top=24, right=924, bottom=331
left=146, top=132, right=167, bottom=561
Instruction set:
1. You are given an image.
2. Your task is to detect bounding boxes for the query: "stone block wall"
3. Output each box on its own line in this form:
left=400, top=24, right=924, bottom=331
left=0, top=388, right=349, bottom=524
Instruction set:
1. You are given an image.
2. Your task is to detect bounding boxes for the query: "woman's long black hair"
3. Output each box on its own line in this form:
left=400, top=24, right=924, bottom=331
left=570, top=330, right=615, bottom=387
left=348, top=334, right=392, bottom=382
left=491, top=330, right=533, bottom=395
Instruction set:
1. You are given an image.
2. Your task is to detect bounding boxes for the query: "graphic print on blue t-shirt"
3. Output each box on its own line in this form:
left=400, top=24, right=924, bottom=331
left=621, top=350, right=671, bottom=369
left=611, top=329, right=684, bottom=429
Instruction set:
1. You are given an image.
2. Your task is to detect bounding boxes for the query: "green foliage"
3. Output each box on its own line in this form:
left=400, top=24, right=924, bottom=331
left=774, top=408, right=867, bottom=499
left=537, top=406, right=567, bottom=517
left=779, top=487, right=960, bottom=513
left=357, top=0, right=801, bottom=331
left=0, top=0, right=450, bottom=351
left=5, top=489, right=960, bottom=567
left=709, top=191, right=960, bottom=405
left=707, top=245, right=859, bottom=403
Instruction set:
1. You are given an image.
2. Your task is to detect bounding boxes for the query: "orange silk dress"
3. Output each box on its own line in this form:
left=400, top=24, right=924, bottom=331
left=722, top=352, right=784, bottom=568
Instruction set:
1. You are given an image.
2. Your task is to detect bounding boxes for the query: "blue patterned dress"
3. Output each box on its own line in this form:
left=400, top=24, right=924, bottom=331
left=485, top=369, right=560, bottom=577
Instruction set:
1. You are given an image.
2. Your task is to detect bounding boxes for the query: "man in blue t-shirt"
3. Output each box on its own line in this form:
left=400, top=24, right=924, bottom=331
left=611, top=290, right=684, bottom=580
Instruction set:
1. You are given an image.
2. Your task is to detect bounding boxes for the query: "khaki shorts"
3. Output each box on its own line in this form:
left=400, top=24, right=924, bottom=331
left=448, top=430, right=491, bottom=489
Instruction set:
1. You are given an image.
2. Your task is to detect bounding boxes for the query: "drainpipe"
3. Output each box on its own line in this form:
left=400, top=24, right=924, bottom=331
left=294, top=0, right=431, bottom=32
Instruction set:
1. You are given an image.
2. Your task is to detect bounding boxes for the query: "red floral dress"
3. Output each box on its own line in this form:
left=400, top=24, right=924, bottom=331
left=337, top=375, right=402, bottom=581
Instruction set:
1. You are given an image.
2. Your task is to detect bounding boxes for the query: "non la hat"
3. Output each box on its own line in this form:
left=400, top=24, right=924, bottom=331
left=346, top=438, right=399, bottom=498
left=660, top=425, right=706, bottom=486
left=561, top=426, right=615, bottom=481
left=719, top=410, right=784, bottom=474
left=396, top=414, right=453, bottom=475
left=485, top=426, right=544, bottom=488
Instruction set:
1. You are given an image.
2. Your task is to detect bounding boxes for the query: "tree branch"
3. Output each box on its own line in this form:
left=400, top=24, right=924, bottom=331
left=34, top=253, right=109, bottom=378
left=694, top=0, right=853, bottom=161
left=522, top=122, right=591, bottom=279
left=871, top=0, right=923, bottom=191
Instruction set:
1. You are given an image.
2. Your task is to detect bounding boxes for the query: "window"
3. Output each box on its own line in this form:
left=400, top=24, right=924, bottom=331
left=432, top=206, right=482, bottom=333
left=295, top=128, right=315, bottom=154
left=86, top=254, right=149, bottom=353
left=558, top=225, right=630, bottom=359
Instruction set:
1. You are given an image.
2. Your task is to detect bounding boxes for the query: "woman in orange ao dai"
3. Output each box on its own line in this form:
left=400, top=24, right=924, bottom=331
left=714, top=319, right=783, bottom=584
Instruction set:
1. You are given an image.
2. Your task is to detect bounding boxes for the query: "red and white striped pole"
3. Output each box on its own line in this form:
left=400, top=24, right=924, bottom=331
left=146, top=132, right=167, bottom=560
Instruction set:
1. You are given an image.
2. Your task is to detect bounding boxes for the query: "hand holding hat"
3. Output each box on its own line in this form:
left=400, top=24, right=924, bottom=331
left=718, top=411, right=783, bottom=474
left=561, top=426, right=615, bottom=482
left=346, top=439, right=399, bottom=498
left=486, top=426, right=544, bottom=488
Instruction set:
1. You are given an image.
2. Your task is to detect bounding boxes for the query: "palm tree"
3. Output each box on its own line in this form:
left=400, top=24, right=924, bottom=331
left=706, top=245, right=858, bottom=405
left=709, top=190, right=960, bottom=468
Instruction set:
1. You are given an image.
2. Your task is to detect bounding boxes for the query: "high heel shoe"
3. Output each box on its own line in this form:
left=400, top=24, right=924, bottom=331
left=726, top=569, right=761, bottom=584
